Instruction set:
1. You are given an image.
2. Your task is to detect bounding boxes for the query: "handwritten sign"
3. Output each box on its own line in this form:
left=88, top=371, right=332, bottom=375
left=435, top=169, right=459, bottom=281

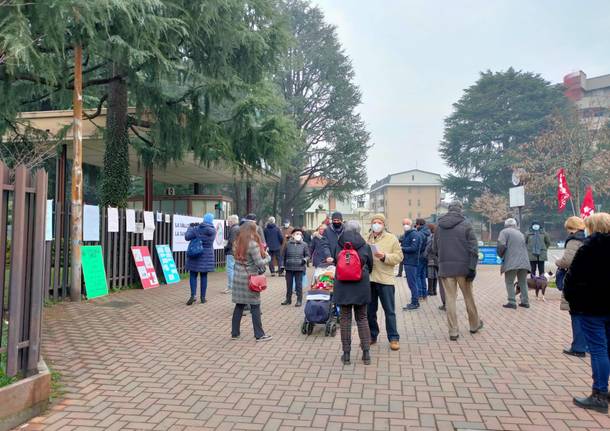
left=172, top=215, right=201, bottom=252
left=155, top=244, right=180, bottom=284
left=126, top=209, right=136, bottom=232
left=107, top=207, right=119, bottom=233
left=81, top=246, right=108, bottom=299
left=131, top=246, right=159, bottom=289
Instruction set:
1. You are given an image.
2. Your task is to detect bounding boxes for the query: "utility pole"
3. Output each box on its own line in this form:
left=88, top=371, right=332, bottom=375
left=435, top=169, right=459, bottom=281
left=70, top=42, right=83, bottom=302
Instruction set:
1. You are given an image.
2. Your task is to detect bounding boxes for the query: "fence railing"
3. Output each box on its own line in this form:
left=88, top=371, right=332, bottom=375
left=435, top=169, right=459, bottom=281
left=46, top=205, right=227, bottom=300
left=0, top=162, right=48, bottom=377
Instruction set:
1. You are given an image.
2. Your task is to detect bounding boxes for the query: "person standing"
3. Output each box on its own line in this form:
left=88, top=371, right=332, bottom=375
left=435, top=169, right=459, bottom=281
left=321, top=212, right=345, bottom=264
left=564, top=213, right=610, bottom=413
left=264, top=217, right=284, bottom=276
left=309, top=224, right=327, bottom=268
left=497, top=218, right=531, bottom=309
left=396, top=231, right=406, bottom=278
left=367, top=214, right=404, bottom=351
left=415, top=218, right=431, bottom=301
left=401, top=218, right=423, bottom=311
left=425, top=224, right=439, bottom=296
left=223, top=215, right=240, bottom=294
left=185, top=213, right=216, bottom=305
left=526, top=221, right=551, bottom=276
left=231, top=222, right=272, bottom=341
left=556, top=216, right=587, bottom=357
left=334, top=221, right=373, bottom=365
left=244, top=213, right=266, bottom=244
left=281, top=229, right=310, bottom=307
left=279, top=220, right=294, bottom=276
left=431, top=202, right=483, bottom=341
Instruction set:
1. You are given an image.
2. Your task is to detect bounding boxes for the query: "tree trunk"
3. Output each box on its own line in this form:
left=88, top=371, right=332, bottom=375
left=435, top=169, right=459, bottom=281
left=101, top=63, right=130, bottom=207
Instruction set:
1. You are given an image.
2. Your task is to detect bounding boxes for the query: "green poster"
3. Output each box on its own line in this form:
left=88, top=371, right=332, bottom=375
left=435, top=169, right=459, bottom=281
left=81, top=245, right=108, bottom=299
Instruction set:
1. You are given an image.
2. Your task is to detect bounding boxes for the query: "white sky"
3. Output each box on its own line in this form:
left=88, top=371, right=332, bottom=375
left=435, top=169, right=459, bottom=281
left=312, top=0, right=610, bottom=185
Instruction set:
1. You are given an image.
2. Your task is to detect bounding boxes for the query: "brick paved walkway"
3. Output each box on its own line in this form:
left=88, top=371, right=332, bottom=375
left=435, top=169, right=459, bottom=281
left=18, top=267, right=610, bottom=430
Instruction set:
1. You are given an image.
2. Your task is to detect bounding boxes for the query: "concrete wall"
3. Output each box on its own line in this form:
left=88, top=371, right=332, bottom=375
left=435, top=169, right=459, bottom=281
left=385, top=186, right=442, bottom=235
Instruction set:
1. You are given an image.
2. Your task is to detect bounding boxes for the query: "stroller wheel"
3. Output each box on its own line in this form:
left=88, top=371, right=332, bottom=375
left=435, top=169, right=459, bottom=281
left=330, top=323, right=337, bottom=337
left=301, top=321, right=308, bottom=335
left=307, top=322, right=314, bottom=335
left=324, top=322, right=331, bottom=337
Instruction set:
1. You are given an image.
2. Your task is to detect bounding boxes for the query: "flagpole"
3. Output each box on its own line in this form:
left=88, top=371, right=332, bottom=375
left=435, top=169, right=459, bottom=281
left=569, top=197, right=577, bottom=217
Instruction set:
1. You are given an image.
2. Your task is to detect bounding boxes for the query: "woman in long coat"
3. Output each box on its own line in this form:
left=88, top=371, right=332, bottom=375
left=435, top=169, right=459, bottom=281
left=309, top=224, right=327, bottom=268
left=231, top=222, right=272, bottom=341
left=185, top=213, right=216, bottom=305
left=333, top=221, right=373, bottom=365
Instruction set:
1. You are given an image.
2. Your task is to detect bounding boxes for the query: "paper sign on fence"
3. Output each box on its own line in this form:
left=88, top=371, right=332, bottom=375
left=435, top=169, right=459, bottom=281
left=107, top=207, right=119, bottom=233
left=81, top=245, right=108, bottom=299
left=126, top=209, right=136, bottom=232
left=83, top=204, right=100, bottom=242
left=131, top=246, right=159, bottom=289
left=45, top=199, right=53, bottom=241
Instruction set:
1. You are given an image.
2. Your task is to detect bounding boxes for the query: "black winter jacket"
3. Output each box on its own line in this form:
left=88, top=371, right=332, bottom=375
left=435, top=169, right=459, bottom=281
left=320, top=224, right=344, bottom=262
left=282, top=239, right=310, bottom=272
left=264, top=223, right=284, bottom=252
left=564, top=233, right=610, bottom=316
left=431, top=210, right=478, bottom=278
left=333, top=231, right=373, bottom=306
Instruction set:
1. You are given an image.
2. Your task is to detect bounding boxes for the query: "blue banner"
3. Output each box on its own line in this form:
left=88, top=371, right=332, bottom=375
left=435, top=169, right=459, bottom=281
left=155, top=244, right=181, bottom=284
left=478, top=246, right=502, bottom=265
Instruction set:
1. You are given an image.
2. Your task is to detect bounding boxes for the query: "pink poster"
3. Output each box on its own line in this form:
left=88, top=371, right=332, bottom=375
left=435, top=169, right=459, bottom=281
left=131, top=246, right=160, bottom=289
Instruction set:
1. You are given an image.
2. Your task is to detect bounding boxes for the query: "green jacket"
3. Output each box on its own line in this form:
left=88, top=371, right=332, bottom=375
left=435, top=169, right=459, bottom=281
left=525, top=229, right=551, bottom=261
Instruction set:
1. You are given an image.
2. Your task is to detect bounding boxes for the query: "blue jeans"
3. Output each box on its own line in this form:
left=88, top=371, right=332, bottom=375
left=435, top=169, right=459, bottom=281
left=190, top=271, right=208, bottom=299
left=571, top=314, right=588, bottom=353
left=226, top=255, right=235, bottom=290
left=405, top=264, right=419, bottom=306
left=576, top=314, right=610, bottom=393
left=417, top=260, right=428, bottom=297
left=368, top=282, right=399, bottom=342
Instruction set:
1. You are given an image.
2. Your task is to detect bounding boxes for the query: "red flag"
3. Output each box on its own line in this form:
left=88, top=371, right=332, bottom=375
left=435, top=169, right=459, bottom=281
left=580, top=186, right=595, bottom=219
left=557, top=169, right=571, bottom=212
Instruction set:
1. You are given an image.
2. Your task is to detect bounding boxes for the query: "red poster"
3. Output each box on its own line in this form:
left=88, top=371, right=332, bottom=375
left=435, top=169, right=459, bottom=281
left=131, top=246, right=160, bottom=289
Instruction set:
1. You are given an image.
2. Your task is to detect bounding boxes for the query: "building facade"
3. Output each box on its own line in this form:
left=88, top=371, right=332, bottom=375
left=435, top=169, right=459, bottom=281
left=369, top=169, right=443, bottom=235
left=564, top=71, right=610, bottom=126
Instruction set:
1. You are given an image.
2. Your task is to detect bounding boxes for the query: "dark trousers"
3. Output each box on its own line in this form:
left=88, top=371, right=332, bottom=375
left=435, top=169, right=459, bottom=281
left=268, top=250, right=281, bottom=273
left=232, top=303, right=264, bottom=339
left=439, top=278, right=446, bottom=305
left=340, top=304, right=371, bottom=353
left=397, top=260, right=405, bottom=277
left=189, top=271, right=208, bottom=298
left=285, top=270, right=304, bottom=300
left=405, top=264, right=419, bottom=306
left=530, top=260, right=545, bottom=276
left=577, top=314, right=610, bottom=393
left=427, top=277, right=437, bottom=295
left=368, top=282, right=399, bottom=342
left=417, top=260, right=428, bottom=297
left=571, top=314, right=588, bottom=353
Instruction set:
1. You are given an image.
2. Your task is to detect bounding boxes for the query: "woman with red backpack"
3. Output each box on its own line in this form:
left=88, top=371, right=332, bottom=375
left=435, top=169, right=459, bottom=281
left=334, top=220, right=374, bottom=365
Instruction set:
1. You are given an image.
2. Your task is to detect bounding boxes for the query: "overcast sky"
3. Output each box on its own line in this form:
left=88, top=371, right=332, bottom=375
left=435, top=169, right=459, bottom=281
left=312, top=0, right=610, bottom=186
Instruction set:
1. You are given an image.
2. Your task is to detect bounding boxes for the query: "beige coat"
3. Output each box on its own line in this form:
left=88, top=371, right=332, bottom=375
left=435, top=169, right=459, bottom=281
left=557, top=232, right=585, bottom=311
left=367, top=230, right=404, bottom=285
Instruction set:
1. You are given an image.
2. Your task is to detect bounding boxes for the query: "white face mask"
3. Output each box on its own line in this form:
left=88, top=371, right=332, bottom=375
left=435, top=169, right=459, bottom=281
left=372, top=223, right=383, bottom=233
left=403, top=224, right=411, bottom=231
left=532, top=224, right=540, bottom=231
left=293, top=234, right=303, bottom=241
left=584, top=228, right=589, bottom=238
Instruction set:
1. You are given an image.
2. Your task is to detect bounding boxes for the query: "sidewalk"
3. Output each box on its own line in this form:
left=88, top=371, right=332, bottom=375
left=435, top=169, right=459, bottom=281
left=18, top=267, right=610, bottom=430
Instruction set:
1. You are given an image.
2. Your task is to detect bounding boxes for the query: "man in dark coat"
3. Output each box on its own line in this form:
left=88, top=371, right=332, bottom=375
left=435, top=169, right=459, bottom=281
left=401, top=218, right=423, bottom=310
left=321, top=211, right=345, bottom=264
left=333, top=221, right=374, bottom=365
left=416, top=218, right=431, bottom=300
left=264, top=216, right=284, bottom=276
left=431, top=202, right=483, bottom=341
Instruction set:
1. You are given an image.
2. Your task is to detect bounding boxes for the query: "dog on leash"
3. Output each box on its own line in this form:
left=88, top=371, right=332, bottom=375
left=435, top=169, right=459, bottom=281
left=515, top=272, right=554, bottom=302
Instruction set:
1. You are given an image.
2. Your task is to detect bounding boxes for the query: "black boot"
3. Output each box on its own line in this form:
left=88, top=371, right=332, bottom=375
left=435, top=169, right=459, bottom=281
left=281, top=298, right=291, bottom=305
left=362, top=350, right=371, bottom=365
left=341, top=352, right=350, bottom=365
left=295, top=298, right=302, bottom=307
left=573, top=390, right=609, bottom=413
left=186, top=297, right=196, bottom=306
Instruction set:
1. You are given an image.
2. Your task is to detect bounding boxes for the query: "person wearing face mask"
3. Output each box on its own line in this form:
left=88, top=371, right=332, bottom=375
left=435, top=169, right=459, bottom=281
left=281, top=229, right=310, bottom=307
left=367, top=214, right=404, bottom=351
left=321, top=212, right=346, bottom=265
left=279, top=220, right=294, bottom=276
left=415, top=218, right=431, bottom=301
left=400, top=218, right=423, bottom=311
left=525, top=221, right=551, bottom=277
left=309, top=224, right=328, bottom=268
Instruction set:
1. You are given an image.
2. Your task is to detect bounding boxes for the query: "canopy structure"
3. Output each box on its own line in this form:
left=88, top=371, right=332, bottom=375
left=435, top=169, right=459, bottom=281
left=16, top=109, right=278, bottom=185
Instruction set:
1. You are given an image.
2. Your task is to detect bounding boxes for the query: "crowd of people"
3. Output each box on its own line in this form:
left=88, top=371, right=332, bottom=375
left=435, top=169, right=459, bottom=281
left=183, top=208, right=610, bottom=414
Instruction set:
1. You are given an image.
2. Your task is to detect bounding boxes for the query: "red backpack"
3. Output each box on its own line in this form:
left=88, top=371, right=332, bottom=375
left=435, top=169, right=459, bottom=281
left=336, top=242, right=362, bottom=281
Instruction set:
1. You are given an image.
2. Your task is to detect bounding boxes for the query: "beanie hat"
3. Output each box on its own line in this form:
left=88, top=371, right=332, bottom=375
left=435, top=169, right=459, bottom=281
left=371, top=213, right=386, bottom=223
left=331, top=211, right=343, bottom=221
left=203, top=213, right=214, bottom=224
left=245, top=213, right=257, bottom=221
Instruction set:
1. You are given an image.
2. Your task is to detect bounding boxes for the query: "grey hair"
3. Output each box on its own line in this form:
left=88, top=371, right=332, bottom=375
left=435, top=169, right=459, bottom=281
left=228, top=214, right=239, bottom=224
left=505, top=218, right=517, bottom=227
left=344, top=220, right=361, bottom=233
left=268, top=216, right=276, bottom=224
left=448, top=201, right=463, bottom=213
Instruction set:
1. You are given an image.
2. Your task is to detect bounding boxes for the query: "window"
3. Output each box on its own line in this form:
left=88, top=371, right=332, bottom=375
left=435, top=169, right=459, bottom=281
left=411, top=175, right=415, bottom=181
left=408, top=199, right=412, bottom=206
left=417, top=199, right=421, bottom=207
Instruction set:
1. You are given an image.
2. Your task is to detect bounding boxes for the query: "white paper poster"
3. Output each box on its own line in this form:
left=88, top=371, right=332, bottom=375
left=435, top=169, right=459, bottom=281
left=107, top=207, right=119, bottom=233
left=135, top=222, right=144, bottom=234
left=172, top=215, right=201, bottom=252
left=143, top=211, right=155, bottom=241
left=213, top=220, right=225, bottom=250
left=156, top=212, right=163, bottom=222
left=126, top=209, right=136, bottom=233
left=83, top=204, right=100, bottom=242
left=45, top=199, right=53, bottom=241
left=164, top=214, right=171, bottom=223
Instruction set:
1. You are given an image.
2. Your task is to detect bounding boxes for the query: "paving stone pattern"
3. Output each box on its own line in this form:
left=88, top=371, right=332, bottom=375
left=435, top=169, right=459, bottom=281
left=17, top=267, right=610, bottom=430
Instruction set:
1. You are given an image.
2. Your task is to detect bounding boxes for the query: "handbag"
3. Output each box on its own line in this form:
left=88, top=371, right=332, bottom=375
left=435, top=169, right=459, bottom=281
left=556, top=267, right=566, bottom=291
left=248, top=274, right=267, bottom=292
left=186, top=237, right=204, bottom=258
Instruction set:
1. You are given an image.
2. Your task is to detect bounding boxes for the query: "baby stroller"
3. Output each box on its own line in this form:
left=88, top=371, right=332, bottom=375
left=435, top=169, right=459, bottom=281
left=301, top=266, right=339, bottom=336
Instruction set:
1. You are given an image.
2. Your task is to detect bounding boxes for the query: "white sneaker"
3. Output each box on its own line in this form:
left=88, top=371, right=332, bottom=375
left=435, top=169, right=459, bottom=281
left=223, top=289, right=230, bottom=294
left=256, top=334, right=272, bottom=342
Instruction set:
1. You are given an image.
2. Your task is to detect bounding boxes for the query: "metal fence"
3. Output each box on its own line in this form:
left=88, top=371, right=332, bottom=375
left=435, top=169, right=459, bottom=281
left=46, top=205, right=226, bottom=300
left=0, top=163, right=48, bottom=377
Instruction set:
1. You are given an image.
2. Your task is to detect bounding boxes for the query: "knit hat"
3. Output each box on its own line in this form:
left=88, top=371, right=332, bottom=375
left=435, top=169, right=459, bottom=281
left=245, top=213, right=257, bottom=221
left=331, top=211, right=343, bottom=221
left=371, top=213, right=386, bottom=224
left=203, top=213, right=214, bottom=224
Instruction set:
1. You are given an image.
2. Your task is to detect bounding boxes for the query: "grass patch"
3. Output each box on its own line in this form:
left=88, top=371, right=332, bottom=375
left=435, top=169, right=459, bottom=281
left=49, top=368, right=65, bottom=402
left=1, top=322, right=18, bottom=388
